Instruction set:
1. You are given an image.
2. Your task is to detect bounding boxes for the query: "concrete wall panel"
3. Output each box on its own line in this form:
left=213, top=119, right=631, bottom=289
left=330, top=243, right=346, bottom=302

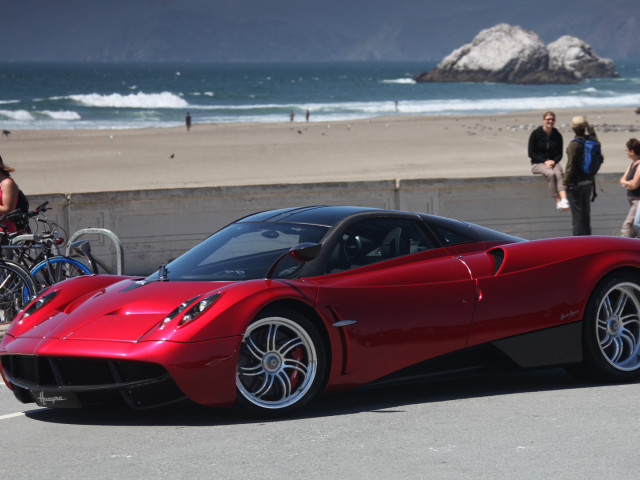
left=26, top=173, right=628, bottom=276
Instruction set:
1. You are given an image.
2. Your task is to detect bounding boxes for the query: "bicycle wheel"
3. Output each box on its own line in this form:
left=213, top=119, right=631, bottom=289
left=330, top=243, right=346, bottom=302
left=30, top=256, right=92, bottom=288
left=0, top=260, right=37, bottom=323
left=70, top=254, right=112, bottom=274
left=90, top=257, right=112, bottom=274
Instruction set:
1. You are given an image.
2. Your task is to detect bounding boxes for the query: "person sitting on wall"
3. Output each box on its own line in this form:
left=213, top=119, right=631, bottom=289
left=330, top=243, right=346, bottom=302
left=528, top=111, right=569, bottom=211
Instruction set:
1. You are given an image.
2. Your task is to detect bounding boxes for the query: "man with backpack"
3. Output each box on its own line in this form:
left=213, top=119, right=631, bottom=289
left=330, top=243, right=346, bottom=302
left=564, top=116, right=603, bottom=236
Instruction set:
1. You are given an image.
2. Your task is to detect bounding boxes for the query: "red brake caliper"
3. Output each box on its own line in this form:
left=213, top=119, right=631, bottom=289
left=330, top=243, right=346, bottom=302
left=288, top=347, right=304, bottom=389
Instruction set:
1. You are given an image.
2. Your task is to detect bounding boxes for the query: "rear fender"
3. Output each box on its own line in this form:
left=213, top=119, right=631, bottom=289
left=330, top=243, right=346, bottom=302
left=470, top=241, right=640, bottom=346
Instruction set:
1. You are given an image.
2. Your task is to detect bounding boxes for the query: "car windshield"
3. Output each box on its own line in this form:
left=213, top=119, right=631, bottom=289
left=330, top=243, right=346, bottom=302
left=146, top=222, right=329, bottom=281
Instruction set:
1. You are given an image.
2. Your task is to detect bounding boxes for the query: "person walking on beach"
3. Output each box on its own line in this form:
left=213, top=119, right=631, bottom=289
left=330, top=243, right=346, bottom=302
left=528, top=111, right=569, bottom=210
left=289, top=111, right=295, bottom=122
left=0, top=155, right=21, bottom=234
left=619, top=138, right=640, bottom=237
left=306, top=109, right=310, bottom=122
left=185, top=112, right=192, bottom=131
left=564, top=116, right=600, bottom=236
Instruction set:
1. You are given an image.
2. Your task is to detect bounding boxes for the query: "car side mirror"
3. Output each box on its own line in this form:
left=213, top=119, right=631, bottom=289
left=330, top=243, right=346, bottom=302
left=265, top=243, right=322, bottom=279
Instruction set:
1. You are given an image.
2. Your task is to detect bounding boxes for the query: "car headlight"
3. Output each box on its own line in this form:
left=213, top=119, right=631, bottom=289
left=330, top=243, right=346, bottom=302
left=179, top=293, right=221, bottom=326
left=20, top=289, right=59, bottom=319
left=160, top=293, right=222, bottom=329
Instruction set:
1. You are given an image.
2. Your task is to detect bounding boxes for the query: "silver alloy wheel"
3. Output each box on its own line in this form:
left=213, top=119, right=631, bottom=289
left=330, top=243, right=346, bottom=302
left=596, top=282, right=640, bottom=371
left=236, top=316, right=318, bottom=410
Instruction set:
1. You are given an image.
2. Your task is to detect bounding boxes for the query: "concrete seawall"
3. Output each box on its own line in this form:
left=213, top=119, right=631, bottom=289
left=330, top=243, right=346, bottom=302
left=32, top=172, right=628, bottom=276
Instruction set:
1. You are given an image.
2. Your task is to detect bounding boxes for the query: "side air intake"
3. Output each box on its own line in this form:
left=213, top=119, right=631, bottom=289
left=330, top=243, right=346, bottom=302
left=487, top=248, right=505, bottom=275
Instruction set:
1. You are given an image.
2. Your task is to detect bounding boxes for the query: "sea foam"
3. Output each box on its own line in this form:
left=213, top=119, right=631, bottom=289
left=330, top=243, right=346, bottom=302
left=41, top=110, right=82, bottom=120
left=382, top=78, right=416, bottom=85
left=68, top=91, right=188, bottom=109
left=0, top=109, right=34, bottom=121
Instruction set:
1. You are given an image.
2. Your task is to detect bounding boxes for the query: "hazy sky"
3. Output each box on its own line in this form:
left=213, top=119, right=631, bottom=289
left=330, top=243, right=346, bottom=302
left=1, top=0, right=637, bottom=61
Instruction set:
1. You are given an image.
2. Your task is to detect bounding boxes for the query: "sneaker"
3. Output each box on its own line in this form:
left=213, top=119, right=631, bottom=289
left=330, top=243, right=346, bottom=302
left=556, top=198, right=569, bottom=210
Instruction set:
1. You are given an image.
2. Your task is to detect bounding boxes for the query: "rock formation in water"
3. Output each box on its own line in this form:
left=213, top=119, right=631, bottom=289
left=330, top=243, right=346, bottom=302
left=414, top=24, right=617, bottom=84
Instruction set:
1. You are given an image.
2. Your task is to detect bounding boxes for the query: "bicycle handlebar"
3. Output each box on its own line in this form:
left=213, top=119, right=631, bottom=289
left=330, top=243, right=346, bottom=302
left=31, top=201, right=49, bottom=215
left=0, top=201, right=50, bottom=231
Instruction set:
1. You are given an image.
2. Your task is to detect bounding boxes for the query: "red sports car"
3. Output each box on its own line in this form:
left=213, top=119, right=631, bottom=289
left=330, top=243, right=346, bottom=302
left=2, top=206, right=640, bottom=415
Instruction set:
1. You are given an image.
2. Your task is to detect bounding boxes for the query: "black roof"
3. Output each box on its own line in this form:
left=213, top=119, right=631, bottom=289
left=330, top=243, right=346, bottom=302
left=237, top=205, right=524, bottom=244
left=237, top=206, right=382, bottom=227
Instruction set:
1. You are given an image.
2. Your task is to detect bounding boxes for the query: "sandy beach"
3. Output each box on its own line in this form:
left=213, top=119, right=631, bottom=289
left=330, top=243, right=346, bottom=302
left=2, top=108, right=639, bottom=195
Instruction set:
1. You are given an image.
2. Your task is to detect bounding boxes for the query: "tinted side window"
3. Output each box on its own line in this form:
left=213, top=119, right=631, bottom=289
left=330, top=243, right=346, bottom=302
left=326, top=218, right=435, bottom=274
left=430, top=226, right=475, bottom=246
left=426, top=219, right=477, bottom=246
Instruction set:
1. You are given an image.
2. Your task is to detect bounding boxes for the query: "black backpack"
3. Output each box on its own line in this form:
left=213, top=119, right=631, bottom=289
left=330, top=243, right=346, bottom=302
left=16, top=188, right=29, bottom=214
left=14, top=189, right=30, bottom=231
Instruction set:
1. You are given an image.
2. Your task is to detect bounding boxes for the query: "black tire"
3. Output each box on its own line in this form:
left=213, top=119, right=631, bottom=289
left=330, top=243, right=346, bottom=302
left=0, top=260, right=37, bottom=323
left=235, top=307, right=327, bottom=415
left=578, top=272, right=640, bottom=382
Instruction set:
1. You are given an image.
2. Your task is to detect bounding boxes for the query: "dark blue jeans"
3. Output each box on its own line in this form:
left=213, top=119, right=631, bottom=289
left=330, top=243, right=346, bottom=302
left=566, top=182, right=593, bottom=236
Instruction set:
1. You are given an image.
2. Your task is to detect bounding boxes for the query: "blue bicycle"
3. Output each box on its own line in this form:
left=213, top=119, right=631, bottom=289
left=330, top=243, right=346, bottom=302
left=29, top=255, right=91, bottom=288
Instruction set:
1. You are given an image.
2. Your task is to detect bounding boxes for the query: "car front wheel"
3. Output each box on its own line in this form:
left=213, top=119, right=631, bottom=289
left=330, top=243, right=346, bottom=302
left=581, top=273, right=640, bottom=381
left=236, top=308, right=326, bottom=414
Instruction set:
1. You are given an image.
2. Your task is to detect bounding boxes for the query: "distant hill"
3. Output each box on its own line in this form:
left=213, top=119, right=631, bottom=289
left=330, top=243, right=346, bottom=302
left=1, top=0, right=639, bottom=62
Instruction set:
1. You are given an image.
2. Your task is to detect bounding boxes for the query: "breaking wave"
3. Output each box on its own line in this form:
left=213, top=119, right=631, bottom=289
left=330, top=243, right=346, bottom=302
left=382, top=78, right=416, bottom=85
left=68, top=91, right=188, bottom=109
left=41, top=110, right=82, bottom=120
left=0, top=109, right=34, bottom=121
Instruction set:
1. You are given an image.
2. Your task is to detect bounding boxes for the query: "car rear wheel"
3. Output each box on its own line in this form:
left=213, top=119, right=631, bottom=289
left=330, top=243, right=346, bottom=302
left=236, top=308, right=326, bottom=414
left=580, top=273, right=640, bottom=381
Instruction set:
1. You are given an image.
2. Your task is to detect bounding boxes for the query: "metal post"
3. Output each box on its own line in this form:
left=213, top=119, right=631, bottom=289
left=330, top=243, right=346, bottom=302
left=65, top=228, right=125, bottom=275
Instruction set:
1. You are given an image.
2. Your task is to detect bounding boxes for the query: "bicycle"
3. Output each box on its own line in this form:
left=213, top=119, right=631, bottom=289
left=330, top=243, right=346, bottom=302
left=0, top=204, right=115, bottom=323
left=67, top=237, right=112, bottom=275
left=20, top=201, right=111, bottom=275
left=0, top=214, right=37, bottom=323
left=1, top=203, right=94, bottom=290
left=0, top=258, right=37, bottom=323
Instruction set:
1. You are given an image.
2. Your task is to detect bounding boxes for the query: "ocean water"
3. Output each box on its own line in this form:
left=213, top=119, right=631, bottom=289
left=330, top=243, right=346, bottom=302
left=1, top=60, right=640, bottom=130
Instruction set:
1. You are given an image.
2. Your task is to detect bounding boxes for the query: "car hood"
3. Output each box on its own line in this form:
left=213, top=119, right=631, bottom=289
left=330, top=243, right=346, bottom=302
left=9, top=278, right=231, bottom=343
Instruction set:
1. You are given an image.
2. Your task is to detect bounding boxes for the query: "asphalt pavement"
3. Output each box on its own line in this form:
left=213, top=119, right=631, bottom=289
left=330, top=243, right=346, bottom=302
left=1, top=308, right=639, bottom=478
left=1, top=367, right=638, bottom=479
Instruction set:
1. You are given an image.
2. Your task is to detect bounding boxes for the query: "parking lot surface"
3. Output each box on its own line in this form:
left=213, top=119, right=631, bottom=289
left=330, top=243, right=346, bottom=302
left=1, top=368, right=638, bottom=479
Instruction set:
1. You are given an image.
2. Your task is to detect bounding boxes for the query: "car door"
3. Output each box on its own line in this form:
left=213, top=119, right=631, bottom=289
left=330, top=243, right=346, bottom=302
left=314, top=217, right=478, bottom=386
left=467, top=245, right=581, bottom=346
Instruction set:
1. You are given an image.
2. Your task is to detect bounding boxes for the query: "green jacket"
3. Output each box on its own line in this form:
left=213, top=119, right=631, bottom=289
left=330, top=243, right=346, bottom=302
left=564, top=126, right=598, bottom=186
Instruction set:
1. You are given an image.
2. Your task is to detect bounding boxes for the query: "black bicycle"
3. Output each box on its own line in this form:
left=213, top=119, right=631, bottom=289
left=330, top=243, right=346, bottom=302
left=0, top=210, right=38, bottom=323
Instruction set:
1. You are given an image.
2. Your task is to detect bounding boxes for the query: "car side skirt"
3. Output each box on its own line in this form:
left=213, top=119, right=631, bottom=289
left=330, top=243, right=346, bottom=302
left=491, top=321, right=583, bottom=369
left=361, top=321, right=584, bottom=390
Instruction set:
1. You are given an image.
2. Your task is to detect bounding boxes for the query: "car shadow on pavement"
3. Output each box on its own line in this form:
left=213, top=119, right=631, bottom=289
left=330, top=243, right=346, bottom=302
left=22, top=367, right=616, bottom=426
